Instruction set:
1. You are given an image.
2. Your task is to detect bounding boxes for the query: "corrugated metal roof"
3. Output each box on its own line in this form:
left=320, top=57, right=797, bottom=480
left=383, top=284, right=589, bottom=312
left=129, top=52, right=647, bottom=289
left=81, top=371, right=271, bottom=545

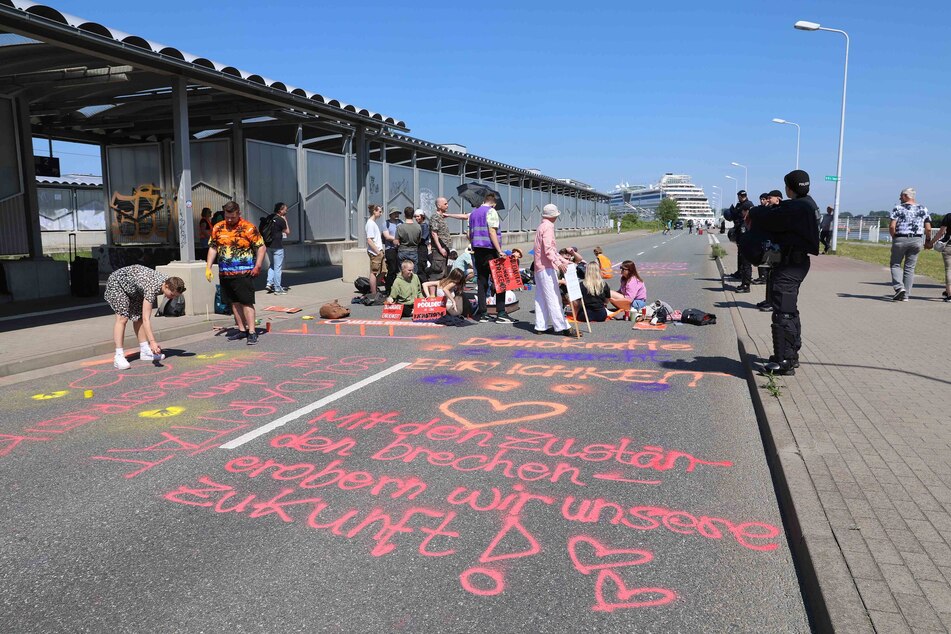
left=36, top=174, right=102, bottom=186
left=0, top=1, right=407, bottom=129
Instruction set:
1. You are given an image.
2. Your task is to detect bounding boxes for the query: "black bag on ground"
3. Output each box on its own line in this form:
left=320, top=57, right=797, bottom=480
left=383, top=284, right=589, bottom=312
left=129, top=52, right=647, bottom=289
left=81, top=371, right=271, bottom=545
left=69, top=257, right=99, bottom=297
left=681, top=308, right=716, bottom=326
left=360, top=292, right=386, bottom=306
left=159, top=294, right=185, bottom=317
left=354, top=277, right=371, bottom=295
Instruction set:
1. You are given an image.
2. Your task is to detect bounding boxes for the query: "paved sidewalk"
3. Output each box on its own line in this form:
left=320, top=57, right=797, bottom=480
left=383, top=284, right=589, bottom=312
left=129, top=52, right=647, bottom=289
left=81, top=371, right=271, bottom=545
left=718, top=238, right=951, bottom=633
left=0, top=229, right=632, bottom=378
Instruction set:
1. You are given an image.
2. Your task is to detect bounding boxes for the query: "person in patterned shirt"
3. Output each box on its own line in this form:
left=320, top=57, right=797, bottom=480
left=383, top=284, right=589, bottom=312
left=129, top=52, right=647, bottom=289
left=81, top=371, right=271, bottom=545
left=105, top=265, right=185, bottom=369
left=888, top=188, right=933, bottom=301
left=206, top=201, right=266, bottom=344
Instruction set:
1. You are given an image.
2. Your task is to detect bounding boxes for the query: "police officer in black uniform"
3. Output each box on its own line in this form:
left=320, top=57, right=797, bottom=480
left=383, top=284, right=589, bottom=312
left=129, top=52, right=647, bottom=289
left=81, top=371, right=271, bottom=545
left=724, top=191, right=754, bottom=292
left=749, top=170, right=819, bottom=375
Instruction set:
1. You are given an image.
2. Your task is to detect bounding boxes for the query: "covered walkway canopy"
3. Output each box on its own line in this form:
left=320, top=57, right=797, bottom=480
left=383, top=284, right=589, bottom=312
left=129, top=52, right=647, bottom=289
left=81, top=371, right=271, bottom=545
left=0, top=1, right=609, bottom=301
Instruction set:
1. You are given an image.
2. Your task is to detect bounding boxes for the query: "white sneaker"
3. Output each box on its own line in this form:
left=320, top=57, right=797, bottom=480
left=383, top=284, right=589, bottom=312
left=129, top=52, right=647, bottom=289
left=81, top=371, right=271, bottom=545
left=114, top=355, right=131, bottom=370
left=140, top=350, right=165, bottom=362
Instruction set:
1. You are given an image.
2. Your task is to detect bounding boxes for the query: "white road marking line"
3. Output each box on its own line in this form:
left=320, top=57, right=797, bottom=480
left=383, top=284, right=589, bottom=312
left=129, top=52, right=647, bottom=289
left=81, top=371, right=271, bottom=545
left=220, top=361, right=411, bottom=449
left=652, top=245, right=659, bottom=249
left=637, top=252, right=645, bottom=256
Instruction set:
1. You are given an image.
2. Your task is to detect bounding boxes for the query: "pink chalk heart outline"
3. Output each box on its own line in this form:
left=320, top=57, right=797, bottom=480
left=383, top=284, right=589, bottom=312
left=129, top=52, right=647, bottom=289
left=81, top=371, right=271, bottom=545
left=568, top=535, right=654, bottom=575
left=593, top=570, right=677, bottom=612
left=438, top=396, right=568, bottom=429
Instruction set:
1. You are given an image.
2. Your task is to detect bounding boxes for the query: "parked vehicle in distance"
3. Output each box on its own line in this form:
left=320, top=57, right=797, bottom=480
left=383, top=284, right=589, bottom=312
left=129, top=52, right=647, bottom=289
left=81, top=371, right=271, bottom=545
left=674, top=220, right=684, bottom=230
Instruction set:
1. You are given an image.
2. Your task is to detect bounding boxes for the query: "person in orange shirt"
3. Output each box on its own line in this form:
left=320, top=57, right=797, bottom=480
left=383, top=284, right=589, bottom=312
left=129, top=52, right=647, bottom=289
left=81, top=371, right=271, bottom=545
left=593, top=246, right=613, bottom=279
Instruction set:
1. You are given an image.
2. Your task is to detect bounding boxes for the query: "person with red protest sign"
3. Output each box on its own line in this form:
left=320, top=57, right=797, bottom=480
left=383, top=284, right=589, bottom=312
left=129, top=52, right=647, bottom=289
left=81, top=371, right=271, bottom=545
left=385, top=260, right=423, bottom=318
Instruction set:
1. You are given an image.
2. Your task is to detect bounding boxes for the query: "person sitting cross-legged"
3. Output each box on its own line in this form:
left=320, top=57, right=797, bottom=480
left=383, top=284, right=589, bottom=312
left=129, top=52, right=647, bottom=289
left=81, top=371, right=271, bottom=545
left=573, top=264, right=612, bottom=322
left=386, top=259, right=423, bottom=318
left=610, top=259, right=648, bottom=316
left=423, top=268, right=470, bottom=317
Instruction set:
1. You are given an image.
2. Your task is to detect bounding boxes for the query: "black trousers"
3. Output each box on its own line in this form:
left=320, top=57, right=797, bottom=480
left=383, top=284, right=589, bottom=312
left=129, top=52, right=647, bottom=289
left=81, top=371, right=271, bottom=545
left=416, top=244, right=430, bottom=283
left=473, top=247, right=505, bottom=317
left=820, top=229, right=832, bottom=253
left=384, top=249, right=399, bottom=292
left=737, top=250, right=752, bottom=287
left=770, top=256, right=810, bottom=362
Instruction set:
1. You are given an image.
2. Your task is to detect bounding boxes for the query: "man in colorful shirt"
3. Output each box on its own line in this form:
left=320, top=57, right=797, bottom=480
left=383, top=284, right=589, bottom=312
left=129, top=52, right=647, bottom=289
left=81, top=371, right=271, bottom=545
left=206, top=201, right=266, bottom=344
left=888, top=188, right=932, bottom=301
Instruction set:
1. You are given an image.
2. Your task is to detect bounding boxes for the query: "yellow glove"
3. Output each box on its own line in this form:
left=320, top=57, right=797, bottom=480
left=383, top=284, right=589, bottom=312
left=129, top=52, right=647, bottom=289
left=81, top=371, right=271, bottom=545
left=205, top=268, right=213, bottom=283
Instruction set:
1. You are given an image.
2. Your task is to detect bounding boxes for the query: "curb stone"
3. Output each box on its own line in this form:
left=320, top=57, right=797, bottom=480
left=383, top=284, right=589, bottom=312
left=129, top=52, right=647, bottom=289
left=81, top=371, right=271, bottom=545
left=714, top=250, right=874, bottom=634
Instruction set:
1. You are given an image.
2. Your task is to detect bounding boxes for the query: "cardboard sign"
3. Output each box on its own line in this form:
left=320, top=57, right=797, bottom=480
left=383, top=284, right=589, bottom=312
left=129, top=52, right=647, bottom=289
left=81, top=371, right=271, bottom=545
left=381, top=303, right=404, bottom=320
left=412, top=297, right=447, bottom=322
left=564, top=265, right=582, bottom=301
left=263, top=306, right=302, bottom=313
left=490, top=255, right=523, bottom=293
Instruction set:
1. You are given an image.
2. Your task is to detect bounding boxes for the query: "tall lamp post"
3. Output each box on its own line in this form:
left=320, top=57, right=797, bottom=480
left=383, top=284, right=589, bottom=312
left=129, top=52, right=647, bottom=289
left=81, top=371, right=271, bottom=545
left=712, top=185, right=722, bottom=217
left=725, top=175, right=738, bottom=200
left=730, top=161, right=747, bottom=192
left=772, top=118, right=801, bottom=169
left=795, top=20, right=849, bottom=252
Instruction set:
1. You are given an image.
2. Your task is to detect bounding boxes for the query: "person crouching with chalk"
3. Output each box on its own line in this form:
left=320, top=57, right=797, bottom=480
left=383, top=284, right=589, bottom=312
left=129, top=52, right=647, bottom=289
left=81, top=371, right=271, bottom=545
left=104, top=264, right=185, bottom=369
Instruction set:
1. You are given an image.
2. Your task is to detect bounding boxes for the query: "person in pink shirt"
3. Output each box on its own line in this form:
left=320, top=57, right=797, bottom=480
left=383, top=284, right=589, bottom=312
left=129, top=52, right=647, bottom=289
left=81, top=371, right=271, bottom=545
left=610, top=260, right=647, bottom=311
left=533, top=204, right=573, bottom=336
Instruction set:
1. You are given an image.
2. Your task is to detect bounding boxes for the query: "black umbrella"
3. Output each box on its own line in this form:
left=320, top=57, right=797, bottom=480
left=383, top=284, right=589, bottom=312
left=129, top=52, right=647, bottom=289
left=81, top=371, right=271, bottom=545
left=456, top=182, right=505, bottom=211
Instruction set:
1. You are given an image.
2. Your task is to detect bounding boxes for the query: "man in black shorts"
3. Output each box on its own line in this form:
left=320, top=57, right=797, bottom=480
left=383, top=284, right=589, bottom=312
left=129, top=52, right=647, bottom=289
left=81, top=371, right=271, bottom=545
left=206, top=201, right=266, bottom=344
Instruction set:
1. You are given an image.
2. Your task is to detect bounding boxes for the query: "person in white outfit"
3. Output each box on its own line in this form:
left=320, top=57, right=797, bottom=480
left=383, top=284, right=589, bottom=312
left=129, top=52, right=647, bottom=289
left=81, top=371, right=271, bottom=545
left=533, top=204, right=573, bottom=336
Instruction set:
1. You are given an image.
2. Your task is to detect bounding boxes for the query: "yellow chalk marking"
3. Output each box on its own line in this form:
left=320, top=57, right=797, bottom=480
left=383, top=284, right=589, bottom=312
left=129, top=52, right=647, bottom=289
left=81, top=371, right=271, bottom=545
left=139, top=406, right=185, bottom=419
left=196, top=353, right=226, bottom=359
left=84, top=390, right=94, bottom=399
left=32, top=390, right=69, bottom=400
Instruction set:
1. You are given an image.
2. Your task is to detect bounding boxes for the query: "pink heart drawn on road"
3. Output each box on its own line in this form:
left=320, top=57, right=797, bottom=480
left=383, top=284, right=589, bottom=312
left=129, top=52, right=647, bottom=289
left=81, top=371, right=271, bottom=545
left=593, top=570, right=677, bottom=612
left=438, top=396, right=567, bottom=429
left=568, top=535, right=653, bottom=575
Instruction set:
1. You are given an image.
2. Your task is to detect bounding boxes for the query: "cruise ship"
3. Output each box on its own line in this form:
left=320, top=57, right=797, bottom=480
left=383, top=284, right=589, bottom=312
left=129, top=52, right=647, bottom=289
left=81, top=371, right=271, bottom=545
left=609, top=173, right=714, bottom=222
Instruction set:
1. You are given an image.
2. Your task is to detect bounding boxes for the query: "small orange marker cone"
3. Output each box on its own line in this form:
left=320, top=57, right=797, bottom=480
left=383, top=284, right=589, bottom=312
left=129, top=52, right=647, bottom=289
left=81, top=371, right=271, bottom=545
left=265, top=321, right=271, bottom=333
left=302, top=323, right=308, bottom=334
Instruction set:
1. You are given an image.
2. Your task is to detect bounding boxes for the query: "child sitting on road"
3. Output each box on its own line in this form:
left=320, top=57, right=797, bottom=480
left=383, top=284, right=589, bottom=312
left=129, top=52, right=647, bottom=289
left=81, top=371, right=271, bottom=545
left=386, top=260, right=422, bottom=317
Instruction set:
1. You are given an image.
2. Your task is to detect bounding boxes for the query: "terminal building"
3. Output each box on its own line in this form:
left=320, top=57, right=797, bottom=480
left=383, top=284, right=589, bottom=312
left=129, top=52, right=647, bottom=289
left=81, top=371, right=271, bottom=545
left=0, top=2, right=610, bottom=307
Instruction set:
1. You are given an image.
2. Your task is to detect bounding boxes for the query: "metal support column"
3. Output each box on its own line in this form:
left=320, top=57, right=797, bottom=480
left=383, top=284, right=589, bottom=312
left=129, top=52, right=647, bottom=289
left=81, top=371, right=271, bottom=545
left=232, top=117, right=245, bottom=211
left=355, top=126, right=369, bottom=247
left=15, top=97, right=42, bottom=258
left=171, top=77, right=194, bottom=261
left=295, top=124, right=305, bottom=241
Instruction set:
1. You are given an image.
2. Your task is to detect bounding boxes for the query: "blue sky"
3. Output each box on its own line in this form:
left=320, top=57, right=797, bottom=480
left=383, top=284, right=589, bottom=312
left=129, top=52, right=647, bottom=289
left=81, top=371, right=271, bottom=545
left=34, top=0, right=951, bottom=213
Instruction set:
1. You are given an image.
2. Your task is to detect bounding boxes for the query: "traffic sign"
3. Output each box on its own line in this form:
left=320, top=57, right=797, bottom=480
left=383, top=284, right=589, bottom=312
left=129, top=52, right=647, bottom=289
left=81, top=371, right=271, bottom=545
left=825, top=175, right=839, bottom=182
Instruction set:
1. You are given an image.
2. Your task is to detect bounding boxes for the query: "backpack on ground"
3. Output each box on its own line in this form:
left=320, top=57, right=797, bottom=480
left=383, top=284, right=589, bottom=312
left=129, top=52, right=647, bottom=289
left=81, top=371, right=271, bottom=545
left=319, top=300, right=350, bottom=319
left=681, top=308, right=717, bottom=326
left=157, top=294, right=185, bottom=317
left=354, top=277, right=371, bottom=295
left=214, top=284, right=231, bottom=315
left=258, top=213, right=277, bottom=247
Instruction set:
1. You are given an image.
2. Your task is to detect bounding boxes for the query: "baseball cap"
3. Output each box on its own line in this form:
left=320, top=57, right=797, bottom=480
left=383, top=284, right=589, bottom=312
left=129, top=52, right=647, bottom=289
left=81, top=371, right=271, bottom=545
left=542, top=204, right=560, bottom=218
left=768, top=189, right=783, bottom=199
left=783, top=170, right=810, bottom=196
left=737, top=190, right=747, bottom=197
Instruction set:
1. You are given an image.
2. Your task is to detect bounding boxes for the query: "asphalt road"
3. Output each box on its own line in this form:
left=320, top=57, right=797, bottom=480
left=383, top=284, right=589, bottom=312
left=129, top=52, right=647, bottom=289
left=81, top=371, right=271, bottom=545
left=0, top=229, right=809, bottom=633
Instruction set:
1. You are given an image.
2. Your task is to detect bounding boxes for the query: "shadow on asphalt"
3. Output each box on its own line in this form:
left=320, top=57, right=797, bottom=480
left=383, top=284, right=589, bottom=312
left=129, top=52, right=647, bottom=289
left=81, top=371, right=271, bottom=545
left=714, top=300, right=759, bottom=310
left=862, top=280, right=943, bottom=289
left=836, top=293, right=896, bottom=302
left=660, top=355, right=746, bottom=379
left=804, top=361, right=951, bottom=387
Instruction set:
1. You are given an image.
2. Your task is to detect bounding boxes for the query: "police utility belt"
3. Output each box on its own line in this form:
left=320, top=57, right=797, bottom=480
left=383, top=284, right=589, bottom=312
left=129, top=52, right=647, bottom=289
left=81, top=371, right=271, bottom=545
left=780, top=248, right=808, bottom=265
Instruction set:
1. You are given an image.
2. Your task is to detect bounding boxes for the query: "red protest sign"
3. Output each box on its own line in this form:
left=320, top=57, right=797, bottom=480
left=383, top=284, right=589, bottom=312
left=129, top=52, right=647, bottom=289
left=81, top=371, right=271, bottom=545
left=489, top=255, right=523, bottom=293
left=412, top=297, right=447, bottom=322
left=381, top=303, right=404, bottom=320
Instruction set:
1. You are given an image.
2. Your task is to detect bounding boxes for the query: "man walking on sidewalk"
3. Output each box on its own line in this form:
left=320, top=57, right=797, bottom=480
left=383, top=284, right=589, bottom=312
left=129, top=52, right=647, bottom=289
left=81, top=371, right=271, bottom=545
left=750, top=170, right=819, bottom=375
left=888, top=188, right=932, bottom=302
left=819, top=206, right=835, bottom=254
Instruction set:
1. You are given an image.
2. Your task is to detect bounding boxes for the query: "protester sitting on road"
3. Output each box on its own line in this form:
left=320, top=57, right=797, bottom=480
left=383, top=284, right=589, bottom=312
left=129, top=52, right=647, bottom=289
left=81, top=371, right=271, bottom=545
left=929, top=210, right=951, bottom=302
left=386, top=260, right=423, bottom=317
left=451, top=241, right=476, bottom=282
left=105, top=265, right=185, bottom=369
left=574, top=263, right=611, bottom=322
left=423, top=268, right=469, bottom=317
left=593, top=246, right=614, bottom=279
left=610, top=260, right=647, bottom=312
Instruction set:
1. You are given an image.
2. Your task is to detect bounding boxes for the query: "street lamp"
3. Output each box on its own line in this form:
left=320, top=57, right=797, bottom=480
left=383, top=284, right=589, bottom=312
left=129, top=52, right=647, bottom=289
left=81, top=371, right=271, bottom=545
left=712, top=185, right=722, bottom=216
left=772, top=118, right=801, bottom=169
left=795, top=19, right=849, bottom=252
left=730, top=161, right=747, bottom=192
left=725, top=175, right=738, bottom=199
